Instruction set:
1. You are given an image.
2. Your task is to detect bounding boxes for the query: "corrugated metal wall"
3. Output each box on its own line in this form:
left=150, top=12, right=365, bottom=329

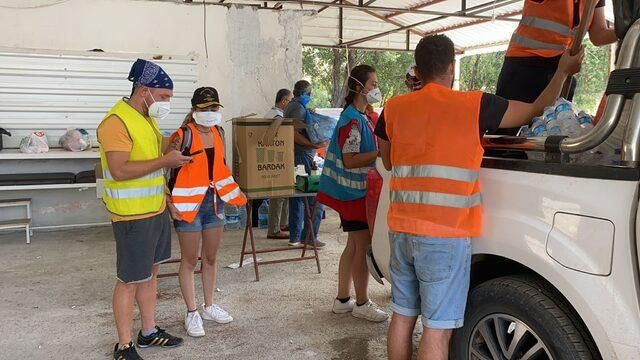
left=0, top=51, right=197, bottom=148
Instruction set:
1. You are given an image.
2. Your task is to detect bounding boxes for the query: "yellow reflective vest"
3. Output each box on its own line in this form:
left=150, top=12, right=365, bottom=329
left=99, top=99, right=165, bottom=216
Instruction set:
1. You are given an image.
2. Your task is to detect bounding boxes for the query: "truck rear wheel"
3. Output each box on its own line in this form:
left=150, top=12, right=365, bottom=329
left=451, top=276, right=599, bottom=360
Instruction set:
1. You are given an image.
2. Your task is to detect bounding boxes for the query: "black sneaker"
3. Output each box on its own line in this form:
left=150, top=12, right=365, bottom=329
left=113, top=342, right=143, bottom=360
left=136, top=326, right=183, bottom=348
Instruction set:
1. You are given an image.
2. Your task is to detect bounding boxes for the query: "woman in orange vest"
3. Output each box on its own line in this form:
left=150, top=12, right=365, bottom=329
left=166, top=87, right=246, bottom=338
left=494, top=0, right=616, bottom=134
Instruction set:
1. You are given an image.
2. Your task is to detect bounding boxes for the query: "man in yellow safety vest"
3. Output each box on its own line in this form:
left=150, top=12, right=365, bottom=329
left=98, top=59, right=191, bottom=360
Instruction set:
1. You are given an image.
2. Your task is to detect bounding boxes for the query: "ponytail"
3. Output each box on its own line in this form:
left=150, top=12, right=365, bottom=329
left=181, top=108, right=196, bottom=127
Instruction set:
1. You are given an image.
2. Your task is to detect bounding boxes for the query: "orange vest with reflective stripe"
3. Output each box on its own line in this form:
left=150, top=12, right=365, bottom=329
left=171, top=122, right=246, bottom=223
left=384, top=83, right=484, bottom=238
left=506, top=0, right=588, bottom=58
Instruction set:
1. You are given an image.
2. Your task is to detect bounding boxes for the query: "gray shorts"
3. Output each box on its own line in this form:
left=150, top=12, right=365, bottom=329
left=112, top=209, right=172, bottom=283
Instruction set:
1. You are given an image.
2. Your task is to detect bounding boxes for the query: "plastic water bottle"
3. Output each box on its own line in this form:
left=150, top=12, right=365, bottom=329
left=531, top=117, right=548, bottom=136
left=518, top=125, right=533, bottom=137
left=555, top=99, right=581, bottom=138
left=224, top=204, right=240, bottom=231
left=578, top=111, right=594, bottom=135
left=238, top=205, right=247, bottom=229
left=544, top=109, right=561, bottom=136
left=258, top=200, right=269, bottom=229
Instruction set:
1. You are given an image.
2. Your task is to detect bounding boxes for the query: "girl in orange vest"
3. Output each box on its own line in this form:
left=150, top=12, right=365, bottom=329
left=494, top=0, right=616, bottom=135
left=166, top=87, right=246, bottom=338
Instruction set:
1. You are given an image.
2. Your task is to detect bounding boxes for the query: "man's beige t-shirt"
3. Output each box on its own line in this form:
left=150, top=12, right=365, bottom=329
left=97, top=115, right=166, bottom=222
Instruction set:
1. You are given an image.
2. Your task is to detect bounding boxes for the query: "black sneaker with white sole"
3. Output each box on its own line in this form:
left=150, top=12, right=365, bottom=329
left=136, top=327, right=183, bottom=348
left=113, top=342, right=143, bottom=360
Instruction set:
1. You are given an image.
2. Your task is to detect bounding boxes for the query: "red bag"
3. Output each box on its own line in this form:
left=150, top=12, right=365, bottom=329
left=365, top=168, right=383, bottom=233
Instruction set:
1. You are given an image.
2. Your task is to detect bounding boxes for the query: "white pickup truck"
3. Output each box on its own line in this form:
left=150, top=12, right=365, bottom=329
left=367, top=20, right=640, bottom=360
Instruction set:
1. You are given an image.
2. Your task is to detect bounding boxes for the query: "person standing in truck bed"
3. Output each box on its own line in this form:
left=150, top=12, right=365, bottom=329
left=494, top=0, right=616, bottom=135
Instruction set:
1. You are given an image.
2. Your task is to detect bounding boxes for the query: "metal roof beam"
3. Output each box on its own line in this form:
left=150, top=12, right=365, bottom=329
left=385, top=0, right=446, bottom=19
left=317, top=0, right=340, bottom=14
left=303, top=42, right=464, bottom=54
left=341, top=0, right=425, bottom=39
left=422, top=9, right=522, bottom=37
left=339, top=1, right=344, bottom=43
left=338, top=0, right=520, bottom=47
left=270, top=0, right=521, bottom=20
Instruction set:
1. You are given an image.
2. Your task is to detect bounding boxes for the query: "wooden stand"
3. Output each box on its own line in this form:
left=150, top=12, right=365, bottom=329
left=239, top=193, right=321, bottom=281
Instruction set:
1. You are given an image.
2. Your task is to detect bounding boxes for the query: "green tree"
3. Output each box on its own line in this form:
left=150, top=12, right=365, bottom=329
left=302, top=47, right=414, bottom=108
left=573, top=41, right=611, bottom=114
left=459, top=41, right=611, bottom=114
left=304, top=41, right=611, bottom=114
left=459, top=51, right=505, bottom=94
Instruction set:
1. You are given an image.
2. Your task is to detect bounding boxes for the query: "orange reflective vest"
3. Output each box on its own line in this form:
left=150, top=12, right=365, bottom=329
left=384, top=83, right=484, bottom=238
left=170, top=122, right=246, bottom=223
left=506, top=0, right=589, bottom=58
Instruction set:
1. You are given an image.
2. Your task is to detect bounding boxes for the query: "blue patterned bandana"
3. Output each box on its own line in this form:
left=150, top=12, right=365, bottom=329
left=127, top=59, right=174, bottom=90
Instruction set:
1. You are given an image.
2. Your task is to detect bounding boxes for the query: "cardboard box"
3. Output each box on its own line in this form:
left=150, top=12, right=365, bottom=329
left=232, top=117, right=296, bottom=199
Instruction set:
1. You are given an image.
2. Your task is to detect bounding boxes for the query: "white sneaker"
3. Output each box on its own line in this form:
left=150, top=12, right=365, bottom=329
left=352, top=300, right=389, bottom=322
left=202, top=304, right=233, bottom=324
left=332, top=298, right=356, bottom=314
left=184, top=311, right=205, bottom=337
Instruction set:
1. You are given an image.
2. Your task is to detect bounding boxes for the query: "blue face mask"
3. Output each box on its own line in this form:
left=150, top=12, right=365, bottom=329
left=299, top=94, right=311, bottom=107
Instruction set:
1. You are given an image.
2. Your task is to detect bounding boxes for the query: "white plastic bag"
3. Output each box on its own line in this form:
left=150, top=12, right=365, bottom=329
left=59, top=128, right=91, bottom=152
left=20, top=131, right=49, bottom=154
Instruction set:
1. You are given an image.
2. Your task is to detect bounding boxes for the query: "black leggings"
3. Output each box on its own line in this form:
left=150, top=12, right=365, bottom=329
left=493, top=58, right=576, bottom=136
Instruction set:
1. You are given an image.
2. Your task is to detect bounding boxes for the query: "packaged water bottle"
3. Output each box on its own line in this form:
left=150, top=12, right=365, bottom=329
left=224, top=204, right=240, bottom=231
left=543, top=106, right=556, bottom=121
left=531, top=117, right=548, bottom=136
left=577, top=111, right=594, bottom=135
left=238, top=204, right=247, bottom=229
left=258, top=200, right=269, bottom=229
left=544, top=109, right=561, bottom=136
left=518, top=125, right=533, bottom=137
left=555, top=99, right=581, bottom=138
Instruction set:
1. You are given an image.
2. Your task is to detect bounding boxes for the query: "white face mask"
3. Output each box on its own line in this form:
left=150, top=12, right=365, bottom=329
left=350, top=75, right=382, bottom=104
left=193, top=111, right=222, bottom=127
left=365, top=88, right=383, bottom=104
left=145, top=92, right=171, bottom=120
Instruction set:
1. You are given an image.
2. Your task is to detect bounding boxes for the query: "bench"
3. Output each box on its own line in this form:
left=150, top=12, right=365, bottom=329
left=0, top=198, right=32, bottom=243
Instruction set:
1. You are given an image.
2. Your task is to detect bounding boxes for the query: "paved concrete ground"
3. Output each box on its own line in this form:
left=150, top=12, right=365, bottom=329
left=0, top=211, right=420, bottom=359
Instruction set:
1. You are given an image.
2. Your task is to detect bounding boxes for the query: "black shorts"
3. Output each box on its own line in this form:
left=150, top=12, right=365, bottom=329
left=340, top=217, right=369, bottom=233
left=112, top=209, right=172, bottom=283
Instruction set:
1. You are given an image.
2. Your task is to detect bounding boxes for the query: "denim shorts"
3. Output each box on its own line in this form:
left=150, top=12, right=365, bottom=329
left=389, top=232, right=471, bottom=329
left=174, top=189, right=226, bottom=232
